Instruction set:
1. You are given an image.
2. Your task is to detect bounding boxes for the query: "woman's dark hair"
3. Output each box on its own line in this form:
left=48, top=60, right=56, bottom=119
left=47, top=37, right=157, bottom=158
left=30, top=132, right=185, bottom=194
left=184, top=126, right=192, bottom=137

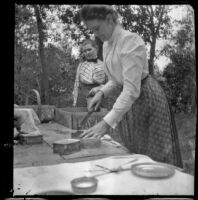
left=80, top=5, right=118, bottom=23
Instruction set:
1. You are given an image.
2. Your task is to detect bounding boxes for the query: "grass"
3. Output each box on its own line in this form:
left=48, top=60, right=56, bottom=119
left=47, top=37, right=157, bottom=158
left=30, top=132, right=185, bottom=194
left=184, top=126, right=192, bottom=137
left=174, top=112, right=196, bottom=175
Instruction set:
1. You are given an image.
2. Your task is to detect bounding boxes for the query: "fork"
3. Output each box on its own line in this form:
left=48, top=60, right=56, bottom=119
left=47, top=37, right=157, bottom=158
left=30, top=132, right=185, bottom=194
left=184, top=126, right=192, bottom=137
left=110, top=158, right=139, bottom=172
left=95, top=158, right=139, bottom=173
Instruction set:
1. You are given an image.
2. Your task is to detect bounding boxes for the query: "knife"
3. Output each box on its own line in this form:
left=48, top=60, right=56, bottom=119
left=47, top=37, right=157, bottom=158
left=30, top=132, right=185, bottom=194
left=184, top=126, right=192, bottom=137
left=78, top=110, right=94, bottom=129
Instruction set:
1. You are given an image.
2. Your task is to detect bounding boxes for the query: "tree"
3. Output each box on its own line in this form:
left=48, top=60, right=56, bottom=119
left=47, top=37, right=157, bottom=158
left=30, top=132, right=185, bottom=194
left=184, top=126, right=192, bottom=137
left=162, top=6, right=196, bottom=113
left=15, top=4, right=40, bottom=104
left=14, top=5, right=181, bottom=108
left=15, top=4, right=71, bottom=105
left=59, top=5, right=172, bottom=73
left=59, top=5, right=104, bottom=58
left=33, top=5, right=50, bottom=104
left=45, top=43, right=79, bottom=106
left=115, top=5, right=171, bottom=75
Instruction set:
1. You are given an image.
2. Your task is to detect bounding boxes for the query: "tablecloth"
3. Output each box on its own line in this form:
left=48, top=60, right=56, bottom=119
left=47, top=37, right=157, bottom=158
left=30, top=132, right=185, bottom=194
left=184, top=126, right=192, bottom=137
left=14, top=108, right=41, bottom=135
left=14, top=154, right=194, bottom=195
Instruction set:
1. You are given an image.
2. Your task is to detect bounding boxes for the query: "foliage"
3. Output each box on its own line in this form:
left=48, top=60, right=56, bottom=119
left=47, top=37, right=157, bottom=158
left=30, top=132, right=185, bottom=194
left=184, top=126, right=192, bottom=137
left=15, top=4, right=38, bottom=104
left=14, top=45, right=40, bottom=104
left=14, top=4, right=79, bottom=106
left=115, top=5, right=171, bottom=44
left=15, top=4, right=40, bottom=104
left=15, top=4, right=195, bottom=111
left=162, top=6, right=196, bottom=113
left=59, top=5, right=92, bottom=44
left=45, top=44, right=79, bottom=107
left=60, top=5, right=172, bottom=73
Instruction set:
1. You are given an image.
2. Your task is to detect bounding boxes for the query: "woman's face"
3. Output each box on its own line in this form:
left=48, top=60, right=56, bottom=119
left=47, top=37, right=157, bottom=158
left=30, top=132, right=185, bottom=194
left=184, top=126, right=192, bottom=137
left=84, top=18, right=115, bottom=42
left=82, top=43, right=97, bottom=60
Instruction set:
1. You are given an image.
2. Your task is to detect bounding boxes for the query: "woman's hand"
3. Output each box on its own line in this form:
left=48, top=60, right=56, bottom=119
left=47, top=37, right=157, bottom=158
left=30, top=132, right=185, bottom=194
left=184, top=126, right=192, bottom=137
left=87, top=90, right=104, bottom=112
left=80, top=120, right=110, bottom=139
left=87, top=86, right=102, bottom=98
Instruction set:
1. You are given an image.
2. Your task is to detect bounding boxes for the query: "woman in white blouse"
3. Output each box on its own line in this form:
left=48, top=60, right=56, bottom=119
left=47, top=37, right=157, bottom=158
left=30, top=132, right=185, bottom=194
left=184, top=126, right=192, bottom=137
left=80, top=5, right=183, bottom=168
left=72, top=39, right=107, bottom=107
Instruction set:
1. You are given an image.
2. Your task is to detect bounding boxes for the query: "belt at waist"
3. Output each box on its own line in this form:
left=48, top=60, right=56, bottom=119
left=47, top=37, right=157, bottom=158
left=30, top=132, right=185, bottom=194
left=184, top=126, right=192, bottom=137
left=79, top=82, right=100, bottom=88
left=141, top=74, right=149, bottom=83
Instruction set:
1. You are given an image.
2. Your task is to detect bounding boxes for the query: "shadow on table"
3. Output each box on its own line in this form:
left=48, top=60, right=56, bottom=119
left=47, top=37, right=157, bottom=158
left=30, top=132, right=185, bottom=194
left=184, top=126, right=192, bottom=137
left=36, top=190, right=74, bottom=195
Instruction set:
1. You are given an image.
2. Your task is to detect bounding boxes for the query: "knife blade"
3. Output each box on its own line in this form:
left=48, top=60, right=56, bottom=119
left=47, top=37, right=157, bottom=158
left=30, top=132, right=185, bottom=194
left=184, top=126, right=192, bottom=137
left=78, top=110, right=94, bottom=129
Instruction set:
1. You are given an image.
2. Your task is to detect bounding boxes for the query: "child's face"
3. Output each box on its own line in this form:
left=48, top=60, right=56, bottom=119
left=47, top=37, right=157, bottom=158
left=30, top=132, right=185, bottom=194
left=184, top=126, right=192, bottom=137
left=82, top=43, right=97, bottom=60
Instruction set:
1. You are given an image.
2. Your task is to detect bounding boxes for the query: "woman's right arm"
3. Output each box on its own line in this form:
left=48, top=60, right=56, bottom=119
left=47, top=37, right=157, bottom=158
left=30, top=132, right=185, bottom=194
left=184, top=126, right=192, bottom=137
left=99, top=79, right=118, bottom=98
left=87, top=80, right=117, bottom=111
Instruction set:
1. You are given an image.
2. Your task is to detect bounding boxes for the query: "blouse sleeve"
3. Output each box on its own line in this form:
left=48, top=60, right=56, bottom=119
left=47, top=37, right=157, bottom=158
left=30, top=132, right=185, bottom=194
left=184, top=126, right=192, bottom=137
left=103, top=34, right=147, bottom=128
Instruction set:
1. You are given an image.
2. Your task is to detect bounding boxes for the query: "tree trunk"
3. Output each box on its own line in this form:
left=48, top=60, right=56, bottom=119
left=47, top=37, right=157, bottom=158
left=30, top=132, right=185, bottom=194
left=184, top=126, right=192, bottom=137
left=147, top=5, right=165, bottom=76
left=36, top=77, right=41, bottom=96
left=149, top=37, right=156, bottom=75
left=33, top=5, right=50, bottom=104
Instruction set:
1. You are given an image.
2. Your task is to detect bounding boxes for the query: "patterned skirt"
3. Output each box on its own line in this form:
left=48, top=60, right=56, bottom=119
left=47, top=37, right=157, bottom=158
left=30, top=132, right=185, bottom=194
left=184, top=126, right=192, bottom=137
left=118, top=75, right=183, bottom=168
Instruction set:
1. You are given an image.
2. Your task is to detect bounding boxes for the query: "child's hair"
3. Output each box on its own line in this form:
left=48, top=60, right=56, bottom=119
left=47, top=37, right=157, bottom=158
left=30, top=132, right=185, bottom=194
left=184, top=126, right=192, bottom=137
left=80, top=39, right=98, bottom=60
left=80, top=5, right=119, bottom=23
left=81, top=39, right=98, bottom=51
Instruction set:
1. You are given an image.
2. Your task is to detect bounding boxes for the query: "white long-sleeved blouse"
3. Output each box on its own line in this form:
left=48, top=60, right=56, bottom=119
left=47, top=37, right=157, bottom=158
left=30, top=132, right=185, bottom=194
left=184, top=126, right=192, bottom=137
left=100, top=24, right=149, bottom=129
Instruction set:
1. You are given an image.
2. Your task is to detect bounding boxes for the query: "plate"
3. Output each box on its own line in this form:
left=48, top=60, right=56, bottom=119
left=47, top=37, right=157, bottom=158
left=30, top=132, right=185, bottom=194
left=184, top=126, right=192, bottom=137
left=112, top=154, right=149, bottom=159
left=131, top=162, right=175, bottom=179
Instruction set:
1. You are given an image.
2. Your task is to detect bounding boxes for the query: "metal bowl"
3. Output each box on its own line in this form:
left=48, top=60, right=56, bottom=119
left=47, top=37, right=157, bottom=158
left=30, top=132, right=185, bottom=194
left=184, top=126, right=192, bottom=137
left=53, top=139, right=80, bottom=155
left=71, top=176, right=98, bottom=194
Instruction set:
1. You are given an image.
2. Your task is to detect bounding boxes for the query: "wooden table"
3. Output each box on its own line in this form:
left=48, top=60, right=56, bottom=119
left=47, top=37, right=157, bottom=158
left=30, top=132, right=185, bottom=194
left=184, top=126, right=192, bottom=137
left=14, top=122, right=129, bottom=168
left=14, top=122, right=194, bottom=196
